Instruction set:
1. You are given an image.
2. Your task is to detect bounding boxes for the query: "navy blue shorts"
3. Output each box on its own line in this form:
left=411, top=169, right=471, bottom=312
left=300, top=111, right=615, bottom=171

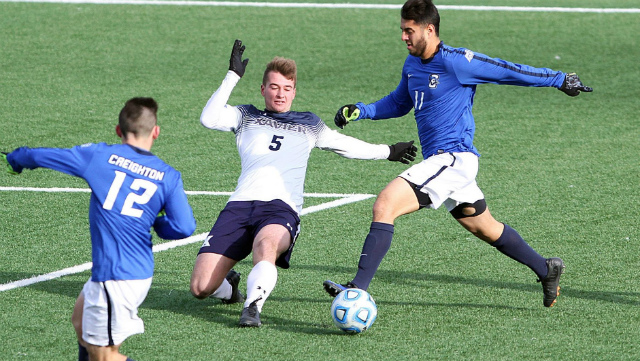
left=198, top=199, right=301, bottom=269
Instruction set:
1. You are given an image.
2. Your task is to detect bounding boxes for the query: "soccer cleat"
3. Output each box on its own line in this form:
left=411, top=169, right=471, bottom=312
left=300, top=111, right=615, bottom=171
left=538, top=257, right=565, bottom=307
left=323, top=280, right=358, bottom=297
left=238, top=300, right=261, bottom=327
left=221, top=269, right=245, bottom=304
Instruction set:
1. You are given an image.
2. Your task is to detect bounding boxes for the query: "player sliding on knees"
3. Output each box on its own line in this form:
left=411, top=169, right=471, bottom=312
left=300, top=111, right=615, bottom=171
left=323, top=0, right=592, bottom=308
left=189, top=40, right=417, bottom=327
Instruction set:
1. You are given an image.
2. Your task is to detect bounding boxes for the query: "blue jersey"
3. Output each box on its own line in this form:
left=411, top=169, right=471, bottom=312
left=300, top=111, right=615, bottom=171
left=7, top=143, right=196, bottom=281
left=357, top=42, right=566, bottom=158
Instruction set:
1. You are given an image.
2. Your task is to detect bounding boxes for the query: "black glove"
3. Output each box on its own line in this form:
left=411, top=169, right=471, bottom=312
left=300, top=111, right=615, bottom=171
left=559, top=73, right=593, bottom=97
left=388, top=141, right=417, bottom=164
left=334, top=104, right=360, bottom=129
left=2, top=152, right=19, bottom=175
left=229, top=39, right=249, bottom=78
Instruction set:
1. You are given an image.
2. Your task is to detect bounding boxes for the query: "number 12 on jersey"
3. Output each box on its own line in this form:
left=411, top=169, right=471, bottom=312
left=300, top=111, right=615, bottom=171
left=103, top=170, right=158, bottom=218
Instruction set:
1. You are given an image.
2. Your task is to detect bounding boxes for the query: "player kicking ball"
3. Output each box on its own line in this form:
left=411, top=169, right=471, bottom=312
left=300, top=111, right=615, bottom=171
left=189, top=40, right=417, bottom=327
left=324, top=0, right=593, bottom=308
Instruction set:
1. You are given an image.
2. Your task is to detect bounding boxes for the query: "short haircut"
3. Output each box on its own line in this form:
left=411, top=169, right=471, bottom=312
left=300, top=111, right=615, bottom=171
left=262, top=57, right=297, bottom=87
left=401, top=0, right=440, bottom=36
left=118, top=97, right=158, bottom=138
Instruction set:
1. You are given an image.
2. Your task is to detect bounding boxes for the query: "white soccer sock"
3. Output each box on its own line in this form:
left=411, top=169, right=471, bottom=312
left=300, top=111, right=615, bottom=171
left=210, top=278, right=231, bottom=300
left=244, top=261, right=278, bottom=312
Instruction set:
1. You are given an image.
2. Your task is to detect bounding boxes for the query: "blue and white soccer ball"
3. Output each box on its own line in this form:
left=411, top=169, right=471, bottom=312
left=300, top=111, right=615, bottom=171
left=330, top=288, right=377, bottom=334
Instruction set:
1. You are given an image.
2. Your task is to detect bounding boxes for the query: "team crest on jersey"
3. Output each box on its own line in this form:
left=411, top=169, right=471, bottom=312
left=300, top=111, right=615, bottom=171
left=429, top=74, right=440, bottom=89
left=464, top=49, right=475, bottom=62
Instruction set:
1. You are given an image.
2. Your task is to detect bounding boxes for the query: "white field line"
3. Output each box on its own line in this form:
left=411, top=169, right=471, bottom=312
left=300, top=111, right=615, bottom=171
left=0, top=188, right=374, bottom=292
left=0, top=0, right=637, bottom=13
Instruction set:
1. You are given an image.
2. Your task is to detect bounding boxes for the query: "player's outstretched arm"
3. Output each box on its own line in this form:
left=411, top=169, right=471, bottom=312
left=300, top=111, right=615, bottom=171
left=387, top=140, right=417, bottom=164
left=334, top=104, right=361, bottom=129
left=1, top=152, right=19, bottom=175
left=559, top=73, right=593, bottom=96
left=200, top=40, right=246, bottom=130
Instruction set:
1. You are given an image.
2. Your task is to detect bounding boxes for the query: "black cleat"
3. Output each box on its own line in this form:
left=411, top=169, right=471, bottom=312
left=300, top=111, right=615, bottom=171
left=239, top=300, right=261, bottom=327
left=323, top=280, right=358, bottom=297
left=221, top=270, right=244, bottom=304
left=538, top=258, right=565, bottom=307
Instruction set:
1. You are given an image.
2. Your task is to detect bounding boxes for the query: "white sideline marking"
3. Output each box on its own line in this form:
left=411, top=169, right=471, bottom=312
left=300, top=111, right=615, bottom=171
left=0, top=0, right=637, bottom=13
left=0, top=188, right=374, bottom=292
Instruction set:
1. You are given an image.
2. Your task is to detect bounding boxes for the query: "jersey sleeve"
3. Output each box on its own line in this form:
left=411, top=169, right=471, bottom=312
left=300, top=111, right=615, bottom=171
left=449, top=49, right=566, bottom=88
left=358, top=60, right=415, bottom=121
left=152, top=174, right=196, bottom=240
left=7, top=144, right=97, bottom=177
left=315, top=122, right=390, bottom=160
left=200, top=70, right=243, bottom=132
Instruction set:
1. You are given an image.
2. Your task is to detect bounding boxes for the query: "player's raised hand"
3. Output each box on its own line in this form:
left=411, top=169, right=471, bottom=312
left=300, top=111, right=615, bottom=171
left=334, top=104, right=360, bottom=129
left=229, top=39, right=249, bottom=78
left=559, top=73, right=592, bottom=96
left=387, top=141, right=417, bottom=164
left=1, top=152, right=19, bottom=175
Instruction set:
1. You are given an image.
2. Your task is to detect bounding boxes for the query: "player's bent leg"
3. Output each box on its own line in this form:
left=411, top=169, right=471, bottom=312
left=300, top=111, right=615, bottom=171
left=239, top=224, right=292, bottom=327
left=190, top=253, right=237, bottom=299
left=454, top=204, right=562, bottom=306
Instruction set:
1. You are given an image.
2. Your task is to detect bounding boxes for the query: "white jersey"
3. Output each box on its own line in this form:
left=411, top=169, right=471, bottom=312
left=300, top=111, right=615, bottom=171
left=201, top=71, right=391, bottom=214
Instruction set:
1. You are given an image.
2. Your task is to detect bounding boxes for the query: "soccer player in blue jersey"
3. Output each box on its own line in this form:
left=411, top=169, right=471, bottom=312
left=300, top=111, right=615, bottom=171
left=189, top=40, right=417, bottom=327
left=323, top=0, right=592, bottom=307
left=2, top=97, right=196, bottom=361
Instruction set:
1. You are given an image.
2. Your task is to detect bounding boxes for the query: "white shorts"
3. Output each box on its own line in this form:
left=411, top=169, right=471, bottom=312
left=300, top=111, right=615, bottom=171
left=399, top=152, right=484, bottom=211
left=81, top=277, right=152, bottom=346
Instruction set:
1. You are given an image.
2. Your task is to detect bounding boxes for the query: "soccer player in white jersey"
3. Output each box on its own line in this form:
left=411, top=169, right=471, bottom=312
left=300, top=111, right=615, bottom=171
left=189, top=40, right=418, bottom=327
left=323, top=0, right=592, bottom=308
left=2, top=98, right=196, bottom=361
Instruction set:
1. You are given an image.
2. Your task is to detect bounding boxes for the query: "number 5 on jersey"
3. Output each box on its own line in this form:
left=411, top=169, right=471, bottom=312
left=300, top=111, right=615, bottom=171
left=269, top=135, right=284, bottom=151
left=103, top=170, right=158, bottom=217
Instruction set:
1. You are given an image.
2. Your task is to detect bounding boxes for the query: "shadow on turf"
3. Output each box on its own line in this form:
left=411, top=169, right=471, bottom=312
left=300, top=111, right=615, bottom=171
left=12, top=264, right=639, bottom=335
left=291, top=264, right=640, bottom=307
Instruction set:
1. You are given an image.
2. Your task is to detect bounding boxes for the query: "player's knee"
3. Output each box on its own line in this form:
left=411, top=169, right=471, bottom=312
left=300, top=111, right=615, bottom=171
left=372, top=197, right=399, bottom=222
left=190, top=281, right=212, bottom=299
left=450, top=199, right=487, bottom=219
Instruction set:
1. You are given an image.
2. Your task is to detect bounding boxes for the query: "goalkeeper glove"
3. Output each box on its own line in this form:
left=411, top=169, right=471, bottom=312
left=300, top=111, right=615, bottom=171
left=334, top=104, right=360, bottom=129
left=229, top=39, right=249, bottom=78
left=559, top=73, right=593, bottom=97
left=388, top=141, right=417, bottom=164
left=1, top=152, right=19, bottom=175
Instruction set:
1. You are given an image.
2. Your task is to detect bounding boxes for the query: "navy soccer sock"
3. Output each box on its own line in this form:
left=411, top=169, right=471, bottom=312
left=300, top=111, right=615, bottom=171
left=491, top=224, right=548, bottom=279
left=78, top=343, right=88, bottom=361
left=351, top=222, right=394, bottom=290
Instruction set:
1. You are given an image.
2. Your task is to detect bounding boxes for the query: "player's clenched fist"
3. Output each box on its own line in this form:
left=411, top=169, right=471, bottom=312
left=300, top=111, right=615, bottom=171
left=334, top=104, right=361, bottom=129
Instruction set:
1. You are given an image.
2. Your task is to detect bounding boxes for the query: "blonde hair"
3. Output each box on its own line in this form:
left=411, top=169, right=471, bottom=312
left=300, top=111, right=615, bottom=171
left=262, top=57, right=297, bottom=87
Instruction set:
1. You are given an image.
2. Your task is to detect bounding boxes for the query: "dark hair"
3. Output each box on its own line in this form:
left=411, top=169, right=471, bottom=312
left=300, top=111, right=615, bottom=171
left=401, top=0, right=440, bottom=36
left=263, top=57, right=297, bottom=87
left=118, top=97, right=158, bottom=137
